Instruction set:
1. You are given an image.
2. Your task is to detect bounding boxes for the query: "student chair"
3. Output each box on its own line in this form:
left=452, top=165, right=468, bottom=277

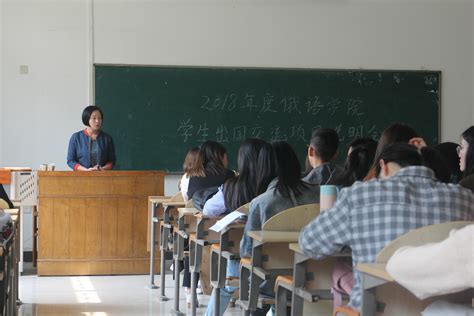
left=238, top=203, right=320, bottom=315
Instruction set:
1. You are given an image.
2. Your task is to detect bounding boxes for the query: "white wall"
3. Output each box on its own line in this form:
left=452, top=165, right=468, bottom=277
left=1, top=0, right=89, bottom=170
left=1, top=0, right=474, bottom=174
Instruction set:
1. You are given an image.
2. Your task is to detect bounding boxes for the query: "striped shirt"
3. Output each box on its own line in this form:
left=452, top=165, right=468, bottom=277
left=299, top=166, right=474, bottom=308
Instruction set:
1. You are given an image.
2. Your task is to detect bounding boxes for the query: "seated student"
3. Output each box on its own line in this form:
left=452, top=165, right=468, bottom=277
left=365, top=123, right=426, bottom=180
left=204, top=140, right=277, bottom=316
left=186, top=140, right=235, bottom=200
left=303, top=128, right=343, bottom=185
left=241, top=141, right=320, bottom=315
left=458, top=126, right=474, bottom=192
left=331, top=138, right=377, bottom=187
left=299, top=143, right=473, bottom=312
left=434, top=142, right=463, bottom=184
left=183, top=140, right=235, bottom=305
left=0, top=185, right=13, bottom=209
left=203, top=138, right=275, bottom=216
left=179, top=146, right=200, bottom=202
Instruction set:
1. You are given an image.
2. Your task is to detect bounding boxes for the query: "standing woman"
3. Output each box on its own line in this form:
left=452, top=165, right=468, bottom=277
left=67, top=106, right=116, bottom=171
left=458, top=126, right=474, bottom=192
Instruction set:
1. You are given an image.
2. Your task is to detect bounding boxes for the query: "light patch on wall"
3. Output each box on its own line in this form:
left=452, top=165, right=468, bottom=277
left=19, top=65, right=28, bottom=75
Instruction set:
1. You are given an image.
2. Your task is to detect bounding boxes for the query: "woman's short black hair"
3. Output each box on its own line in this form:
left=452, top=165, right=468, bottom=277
left=82, top=105, right=103, bottom=126
left=309, top=128, right=339, bottom=162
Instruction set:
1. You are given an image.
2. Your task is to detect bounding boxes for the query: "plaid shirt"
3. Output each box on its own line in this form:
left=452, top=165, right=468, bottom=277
left=299, top=166, right=474, bottom=308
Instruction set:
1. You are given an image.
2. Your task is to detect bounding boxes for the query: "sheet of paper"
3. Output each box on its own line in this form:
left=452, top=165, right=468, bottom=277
left=210, top=211, right=246, bottom=232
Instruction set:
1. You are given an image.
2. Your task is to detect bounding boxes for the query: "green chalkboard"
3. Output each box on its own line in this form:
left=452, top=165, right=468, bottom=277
left=95, top=65, right=440, bottom=172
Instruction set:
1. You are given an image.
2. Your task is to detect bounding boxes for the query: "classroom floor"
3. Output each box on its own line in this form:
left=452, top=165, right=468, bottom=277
left=18, top=273, right=243, bottom=316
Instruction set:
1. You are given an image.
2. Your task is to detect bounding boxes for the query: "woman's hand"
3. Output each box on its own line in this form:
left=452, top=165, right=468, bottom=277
left=409, top=137, right=427, bottom=149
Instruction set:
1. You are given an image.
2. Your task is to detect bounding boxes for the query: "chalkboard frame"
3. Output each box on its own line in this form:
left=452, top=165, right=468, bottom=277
left=94, top=63, right=441, bottom=173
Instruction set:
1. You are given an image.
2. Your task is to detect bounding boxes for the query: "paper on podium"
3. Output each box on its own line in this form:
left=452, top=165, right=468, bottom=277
left=210, top=211, right=247, bottom=232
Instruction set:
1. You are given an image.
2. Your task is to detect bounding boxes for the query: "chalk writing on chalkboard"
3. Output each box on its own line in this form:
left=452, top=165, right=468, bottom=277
left=176, top=119, right=380, bottom=144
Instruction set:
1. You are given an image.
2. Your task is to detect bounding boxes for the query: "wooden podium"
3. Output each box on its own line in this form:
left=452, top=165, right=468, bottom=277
left=37, top=171, right=164, bottom=276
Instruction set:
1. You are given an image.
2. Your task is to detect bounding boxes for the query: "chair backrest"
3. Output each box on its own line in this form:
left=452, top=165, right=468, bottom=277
left=170, top=192, right=184, bottom=202
left=262, top=203, right=320, bottom=231
left=376, top=221, right=472, bottom=263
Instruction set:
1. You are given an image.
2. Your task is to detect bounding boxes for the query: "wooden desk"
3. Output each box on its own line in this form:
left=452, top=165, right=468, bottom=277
left=210, top=222, right=245, bottom=314
left=147, top=196, right=172, bottom=289
left=0, top=167, right=32, bottom=184
left=358, top=263, right=393, bottom=282
left=189, top=213, right=222, bottom=316
left=247, top=231, right=300, bottom=243
left=277, top=243, right=350, bottom=316
left=157, top=200, right=186, bottom=300
left=37, top=171, right=164, bottom=276
left=239, top=231, right=300, bottom=314
left=171, top=207, right=198, bottom=314
left=357, top=262, right=474, bottom=316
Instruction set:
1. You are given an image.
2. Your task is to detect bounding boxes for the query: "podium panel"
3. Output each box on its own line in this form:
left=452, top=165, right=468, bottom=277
left=37, top=171, right=164, bottom=276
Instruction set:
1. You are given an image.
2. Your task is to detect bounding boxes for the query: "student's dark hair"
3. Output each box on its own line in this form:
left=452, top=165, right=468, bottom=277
left=375, top=143, right=422, bottom=178
left=309, top=128, right=339, bottom=162
left=461, top=126, right=474, bottom=177
left=182, top=147, right=200, bottom=173
left=374, top=123, right=419, bottom=164
left=433, top=142, right=462, bottom=183
left=334, top=145, right=377, bottom=187
left=187, top=140, right=228, bottom=177
left=272, top=141, right=307, bottom=198
left=348, top=137, right=378, bottom=153
left=420, top=147, right=450, bottom=183
left=82, top=105, right=104, bottom=126
left=223, top=139, right=268, bottom=211
left=255, top=142, right=277, bottom=195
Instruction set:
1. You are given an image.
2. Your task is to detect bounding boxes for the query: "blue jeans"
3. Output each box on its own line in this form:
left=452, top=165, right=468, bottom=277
left=204, top=259, right=239, bottom=316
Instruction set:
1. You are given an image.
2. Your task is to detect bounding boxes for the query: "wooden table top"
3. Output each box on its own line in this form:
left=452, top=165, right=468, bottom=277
left=357, top=263, right=394, bottom=282
left=247, top=231, right=300, bottom=243
left=148, top=196, right=172, bottom=203
left=162, top=201, right=186, bottom=207
left=178, top=207, right=199, bottom=217
left=289, top=243, right=303, bottom=254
